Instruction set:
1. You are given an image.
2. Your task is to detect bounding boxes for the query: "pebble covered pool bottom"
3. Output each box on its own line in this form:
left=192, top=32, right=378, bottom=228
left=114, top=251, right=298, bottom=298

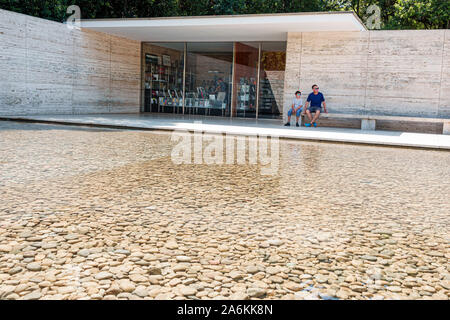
left=0, top=121, right=449, bottom=300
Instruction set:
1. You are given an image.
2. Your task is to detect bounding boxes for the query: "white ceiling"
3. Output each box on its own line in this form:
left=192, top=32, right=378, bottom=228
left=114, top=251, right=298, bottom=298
left=81, top=12, right=366, bottom=42
left=145, top=42, right=286, bottom=53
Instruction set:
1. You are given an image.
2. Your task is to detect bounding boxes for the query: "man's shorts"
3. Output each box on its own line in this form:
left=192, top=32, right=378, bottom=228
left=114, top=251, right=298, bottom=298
left=308, top=106, right=322, bottom=113
left=287, top=107, right=302, bottom=117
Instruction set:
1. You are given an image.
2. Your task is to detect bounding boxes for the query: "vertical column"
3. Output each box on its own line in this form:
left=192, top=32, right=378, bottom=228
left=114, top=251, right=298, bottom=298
left=255, top=42, right=262, bottom=120
left=140, top=42, right=144, bottom=113
left=182, top=42, right=187, bottom=115
left=230, top=42, right=236, bottom=118
left=282, top=33, right=302, bottom=122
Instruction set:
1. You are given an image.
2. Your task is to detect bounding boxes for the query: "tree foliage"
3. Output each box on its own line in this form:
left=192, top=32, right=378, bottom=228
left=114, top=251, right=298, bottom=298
left=0, top=0, right=448, bottom=29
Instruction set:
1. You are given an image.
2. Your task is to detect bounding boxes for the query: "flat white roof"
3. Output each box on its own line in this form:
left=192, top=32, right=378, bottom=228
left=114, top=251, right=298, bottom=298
left=81, top=12, right=366, bottom=42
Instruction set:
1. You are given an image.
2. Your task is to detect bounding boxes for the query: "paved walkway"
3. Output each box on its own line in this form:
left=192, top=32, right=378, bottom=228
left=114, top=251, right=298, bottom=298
left=2, top=113, right=450, bottom=150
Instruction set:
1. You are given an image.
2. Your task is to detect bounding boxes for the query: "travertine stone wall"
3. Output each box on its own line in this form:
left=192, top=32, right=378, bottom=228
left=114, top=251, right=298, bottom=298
left=283, top=30, right=450, bottom=120
left=2, top=8, right=448, bottom=119
left=440, top=30, right=450, bottom=118
left=0, top=9, right=140, bottom=115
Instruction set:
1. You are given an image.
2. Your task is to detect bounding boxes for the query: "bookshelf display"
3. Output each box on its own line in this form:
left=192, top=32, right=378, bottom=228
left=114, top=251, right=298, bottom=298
left=143, top=44, right=184, bottom=113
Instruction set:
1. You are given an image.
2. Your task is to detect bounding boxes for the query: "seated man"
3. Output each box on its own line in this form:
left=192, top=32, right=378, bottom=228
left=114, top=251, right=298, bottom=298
left=304, top=84, right=327, bottom=127
left=284, top=91, right=303, bottom=127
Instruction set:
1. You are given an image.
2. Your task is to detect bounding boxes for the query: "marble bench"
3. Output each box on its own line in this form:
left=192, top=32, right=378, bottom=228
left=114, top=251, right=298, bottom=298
left=300, top=113, right=450, bottom=134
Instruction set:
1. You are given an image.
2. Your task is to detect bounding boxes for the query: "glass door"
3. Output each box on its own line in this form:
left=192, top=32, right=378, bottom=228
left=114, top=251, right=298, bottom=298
left=185, top=42, right=233, bottom=117
left=232, top=42, right=259, bottom=118
left=258, top=42, right=286, bottom=119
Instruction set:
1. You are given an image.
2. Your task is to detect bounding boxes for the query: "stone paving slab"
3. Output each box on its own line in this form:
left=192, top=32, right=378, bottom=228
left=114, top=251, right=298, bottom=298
left=2, top=113, right=450, bottom=150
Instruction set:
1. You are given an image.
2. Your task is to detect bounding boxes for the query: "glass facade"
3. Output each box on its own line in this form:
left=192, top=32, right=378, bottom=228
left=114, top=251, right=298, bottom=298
left=185, top=42, right=233, bottom=117
left=142, top=41, right=286, bottom=119
left=142, top=43, right=184, bottom=113
left=258, top=42, right=286, bottom=119
left=232, top=42, right=259, bottom=118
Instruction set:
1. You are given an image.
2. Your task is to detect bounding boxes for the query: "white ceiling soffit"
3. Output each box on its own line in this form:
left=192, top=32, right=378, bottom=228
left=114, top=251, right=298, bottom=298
left=80, top=12, right=366, bottom=42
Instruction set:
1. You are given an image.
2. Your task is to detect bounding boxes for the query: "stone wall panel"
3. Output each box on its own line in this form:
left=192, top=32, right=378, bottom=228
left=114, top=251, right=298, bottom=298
left=284, top=29, right=449, bottom=119
left=0, top=9, right=140, bottom=115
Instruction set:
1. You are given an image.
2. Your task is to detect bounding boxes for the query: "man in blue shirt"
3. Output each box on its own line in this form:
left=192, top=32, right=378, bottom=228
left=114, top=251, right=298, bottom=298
left=304, top=84, right=327, bottom=127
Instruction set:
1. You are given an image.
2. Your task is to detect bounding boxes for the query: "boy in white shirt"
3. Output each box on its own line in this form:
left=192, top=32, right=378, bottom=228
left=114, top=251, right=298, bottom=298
left=284, top=91, right=303, bottom=127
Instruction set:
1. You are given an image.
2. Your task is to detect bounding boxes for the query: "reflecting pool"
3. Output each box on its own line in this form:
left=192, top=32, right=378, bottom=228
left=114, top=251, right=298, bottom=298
left=0, top=121, right=448, bottom=300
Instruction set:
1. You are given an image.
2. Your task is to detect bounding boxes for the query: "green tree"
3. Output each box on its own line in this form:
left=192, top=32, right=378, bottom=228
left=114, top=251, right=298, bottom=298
left=387, top=0, right=450, bottom=29
left=212, top=0, right=246, bottom=15
left=178, top=0, right=214, bottom=16
left=0, top=0, right=448, bottom=29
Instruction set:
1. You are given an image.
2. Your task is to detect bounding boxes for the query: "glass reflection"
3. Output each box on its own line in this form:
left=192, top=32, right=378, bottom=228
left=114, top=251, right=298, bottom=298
left=141, top=41, right=286, bottom=119
left=233, top=42, right=259, bottom=118
left=258, top=42, right=286, bottom=119
left=185, top=42, right=233, bottom=116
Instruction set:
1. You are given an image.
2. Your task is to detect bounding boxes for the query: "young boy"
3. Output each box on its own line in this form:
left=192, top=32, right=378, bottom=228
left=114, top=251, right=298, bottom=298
left=284, top=91, right=303, bottom=127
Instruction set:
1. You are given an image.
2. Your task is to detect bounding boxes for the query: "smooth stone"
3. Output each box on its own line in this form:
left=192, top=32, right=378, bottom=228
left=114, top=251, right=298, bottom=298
left=229, top=271, right=244, bottom=280
left=247, top=287, right=266, bottom=298
left=0, top=245, right=12, bottom=252
left=268, top=275, right=284, bottom=284
left=149, top=275, right=162, bottom=284
left=58, top=286, right=76, bottom=294
left=336, top=290, right=349, bottom=299
left=148, top=267, right=162, bottom=275
left=22, top=290, right=42, bottom=300
left=106, top=283, right=121, bottom=295
left=284, top=282, right=302, bottom=292
left=180, top=286, right=197, bottom=296
left=118, top=279, right=136, bottom=293
left=176, top=256, right=191, bottom=262
left=421, top=285, right=436, bottom=293
left=315, top=275, right=328, bottom=284
left=165, top=241, right=178, bottom=249
left=246, top=266, right=259, bottom=274
left=64, top=234, right=79, bottom=240
left=268, top=239, right=284, bottom=246
left=78, top=249, right=90, bottom=257
left=361, top=255, right=378, bottom=262
left=230, top=292, right=248, bottom=300
left=133, top=286, right=149, bottom=297
left=95, top=272, right=113, bottom=280
left=155, top=293, right=171, bottom=300
left=129, top=274, right=147, bottom=282
left=266, top=266, right=281, bottom=275
left=115, top=249, right=131, bottom=255
left=8, top=267, right=23, bottom=275
left=6, top=293, right=20, bottom=300
left=41, top=243, right=58, bottom=249
left=350, top=285, right=366, bottom=293
left=26, top=263, right=42, bottom=271
left=387, top=286, right=402, bottom=292
left=440, top=280, right=450, bottom=290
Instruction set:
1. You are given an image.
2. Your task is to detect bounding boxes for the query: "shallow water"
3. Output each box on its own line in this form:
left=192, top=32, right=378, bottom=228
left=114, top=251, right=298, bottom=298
left=0, top=121, right=449, bottom=300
